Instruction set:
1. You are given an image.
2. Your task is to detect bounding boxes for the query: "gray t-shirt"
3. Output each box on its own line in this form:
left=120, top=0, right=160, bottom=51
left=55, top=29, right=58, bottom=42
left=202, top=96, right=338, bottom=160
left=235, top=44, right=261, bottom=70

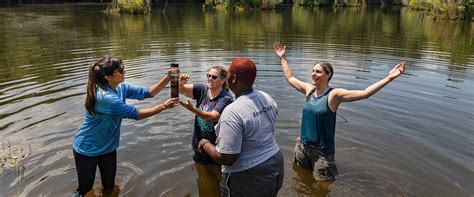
left=215, top=90, right=280, bottom=173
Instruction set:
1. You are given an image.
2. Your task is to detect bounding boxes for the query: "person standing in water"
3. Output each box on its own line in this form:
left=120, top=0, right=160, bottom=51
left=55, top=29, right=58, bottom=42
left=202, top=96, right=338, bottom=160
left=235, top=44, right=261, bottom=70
left=274, top=42, right=406, bottom=181
left=178, top=66, right=233, bottom=196
left=198, top=58, right=284, bottom=197
left=71, top=56, right=179, bottom=196
left=178, top=66, right=233, bottom=165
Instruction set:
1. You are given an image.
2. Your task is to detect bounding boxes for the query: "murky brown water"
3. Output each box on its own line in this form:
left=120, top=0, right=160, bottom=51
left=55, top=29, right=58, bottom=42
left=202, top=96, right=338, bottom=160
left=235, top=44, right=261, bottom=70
left=0, top=4, right=473, bottom=196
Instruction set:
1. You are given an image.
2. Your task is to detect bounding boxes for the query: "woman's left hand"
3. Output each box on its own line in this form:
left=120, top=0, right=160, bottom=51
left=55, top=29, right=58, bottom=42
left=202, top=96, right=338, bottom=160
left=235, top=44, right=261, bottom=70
left=388, top=61, right=406, bottom=80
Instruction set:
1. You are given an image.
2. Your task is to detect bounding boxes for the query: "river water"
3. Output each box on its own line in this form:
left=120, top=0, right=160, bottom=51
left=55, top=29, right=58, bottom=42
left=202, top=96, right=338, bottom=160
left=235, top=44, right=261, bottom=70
left=0, top=3, right=473, bottom=196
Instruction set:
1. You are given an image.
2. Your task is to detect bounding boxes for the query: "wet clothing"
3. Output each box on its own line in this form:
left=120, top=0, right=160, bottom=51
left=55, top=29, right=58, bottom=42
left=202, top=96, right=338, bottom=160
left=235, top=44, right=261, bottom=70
left=294, top=138, right=338, bottom=181
left=296, top=88, right=338, bottom=180
left=300, top=88, right=336, bottom=154
left=220, top=151, right=284, bottom=197
left=73, top=150, right=116, bottom=195
left=192, top=83, right=233, bottom=164
left=73, top=82, right=151, bottom=157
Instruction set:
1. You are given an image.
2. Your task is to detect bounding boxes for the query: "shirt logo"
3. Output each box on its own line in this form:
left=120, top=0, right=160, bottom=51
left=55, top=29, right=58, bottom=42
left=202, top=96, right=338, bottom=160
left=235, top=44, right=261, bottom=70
left=253, top=105, right=274, bottom=118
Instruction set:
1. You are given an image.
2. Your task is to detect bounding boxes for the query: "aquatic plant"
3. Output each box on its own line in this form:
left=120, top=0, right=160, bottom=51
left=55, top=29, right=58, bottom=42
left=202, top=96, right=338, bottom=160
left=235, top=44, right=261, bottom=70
left=0, top=140, right=31, bottom=191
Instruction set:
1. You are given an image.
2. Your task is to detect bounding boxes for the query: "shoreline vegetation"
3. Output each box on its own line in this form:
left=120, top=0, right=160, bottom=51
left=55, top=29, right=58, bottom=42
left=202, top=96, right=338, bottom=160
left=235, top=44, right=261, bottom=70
left=1, top=0, right=472, bottom=20
left=107, top=0, right=151, bottom=14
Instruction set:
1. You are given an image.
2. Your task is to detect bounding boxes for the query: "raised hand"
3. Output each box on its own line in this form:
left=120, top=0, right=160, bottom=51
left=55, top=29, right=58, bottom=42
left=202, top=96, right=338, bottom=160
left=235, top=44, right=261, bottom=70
left=387, top=61, right=406, bottom=80
left=273, top=42, right=287, bottom=58
left=179, top=73, right=190, bottom=86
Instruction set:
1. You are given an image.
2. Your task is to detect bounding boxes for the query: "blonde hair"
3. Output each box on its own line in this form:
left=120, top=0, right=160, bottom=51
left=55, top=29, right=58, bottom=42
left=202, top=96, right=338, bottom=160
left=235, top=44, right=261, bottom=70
left=209, top=65, right=229, bottom=91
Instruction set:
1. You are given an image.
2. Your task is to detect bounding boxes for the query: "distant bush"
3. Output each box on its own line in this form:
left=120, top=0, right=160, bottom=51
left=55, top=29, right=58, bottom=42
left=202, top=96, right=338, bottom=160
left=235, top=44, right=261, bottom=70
left=408, top=0, right=471, bottom=20
left=107, top=0, right=151, bottom=14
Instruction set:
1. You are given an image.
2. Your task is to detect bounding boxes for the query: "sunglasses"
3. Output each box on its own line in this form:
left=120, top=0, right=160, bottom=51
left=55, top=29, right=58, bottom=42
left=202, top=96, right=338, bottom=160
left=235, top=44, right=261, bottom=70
left=207, top=74, right=219, bottom=80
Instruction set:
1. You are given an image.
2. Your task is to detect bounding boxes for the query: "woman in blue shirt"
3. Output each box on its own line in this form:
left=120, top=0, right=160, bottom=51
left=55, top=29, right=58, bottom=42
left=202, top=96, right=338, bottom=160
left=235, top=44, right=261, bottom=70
left=274, top=42, right=406, bottom=181
left=71, top=56, right=179, bottom=196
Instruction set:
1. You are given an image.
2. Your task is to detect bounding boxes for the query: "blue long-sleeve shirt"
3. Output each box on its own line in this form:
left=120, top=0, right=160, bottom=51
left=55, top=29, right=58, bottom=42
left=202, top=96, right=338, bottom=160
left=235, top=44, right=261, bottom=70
left=73, top=82, right=152, bottom=156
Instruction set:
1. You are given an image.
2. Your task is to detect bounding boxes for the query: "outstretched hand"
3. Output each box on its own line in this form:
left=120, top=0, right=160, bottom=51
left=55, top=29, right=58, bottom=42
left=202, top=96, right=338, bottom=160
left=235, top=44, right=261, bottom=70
left=164, top=98, right=180, bottom=109
left=180, top=99, right=195, bottom=111
left=388, top=61, right=406, bottom=80
left=274, top=42, right=286, bottom=58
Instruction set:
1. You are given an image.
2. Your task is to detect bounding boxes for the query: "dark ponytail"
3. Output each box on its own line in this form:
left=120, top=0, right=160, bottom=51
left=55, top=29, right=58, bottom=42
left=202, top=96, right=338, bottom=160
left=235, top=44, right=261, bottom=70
left=85, top=56, right=124, bottom=115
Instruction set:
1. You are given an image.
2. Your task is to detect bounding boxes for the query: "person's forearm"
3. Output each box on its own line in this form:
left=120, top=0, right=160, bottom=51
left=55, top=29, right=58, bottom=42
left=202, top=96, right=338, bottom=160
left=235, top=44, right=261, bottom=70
left=179, top=84, right=193, bottom=98
left=280, top=56, right=295, bottom=80
left=149, top=76, right=171, bottom=96
left=136, top=103, right=167, bottom=120
left=193, top=109, right=219, bottom=122
left=361, top=76, right=392, bottom=99
left=201, top=143, right=236, bottom=166
left=185, top=106, right=218, bottom=122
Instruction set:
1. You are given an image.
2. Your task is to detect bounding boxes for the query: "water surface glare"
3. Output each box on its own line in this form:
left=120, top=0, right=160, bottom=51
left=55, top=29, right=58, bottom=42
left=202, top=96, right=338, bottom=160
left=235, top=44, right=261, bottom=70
left=0, top=4, right=473, bottom=196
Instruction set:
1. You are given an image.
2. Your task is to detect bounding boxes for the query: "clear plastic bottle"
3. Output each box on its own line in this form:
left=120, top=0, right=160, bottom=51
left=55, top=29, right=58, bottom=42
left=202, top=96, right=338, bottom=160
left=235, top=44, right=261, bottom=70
left=170, top=63, right=180, bottom=98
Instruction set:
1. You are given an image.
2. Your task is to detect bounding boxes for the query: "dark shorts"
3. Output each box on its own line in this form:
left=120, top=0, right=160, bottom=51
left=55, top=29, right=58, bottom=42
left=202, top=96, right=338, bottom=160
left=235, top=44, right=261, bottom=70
left=220, top=151, right=284, bottom=197
left=294, top=138, right=338, bottom=181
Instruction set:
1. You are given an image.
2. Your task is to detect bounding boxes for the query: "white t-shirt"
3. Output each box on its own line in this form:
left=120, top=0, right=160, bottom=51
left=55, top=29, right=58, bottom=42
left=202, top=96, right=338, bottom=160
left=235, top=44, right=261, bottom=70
left=215, top=90, right=280, bottom=173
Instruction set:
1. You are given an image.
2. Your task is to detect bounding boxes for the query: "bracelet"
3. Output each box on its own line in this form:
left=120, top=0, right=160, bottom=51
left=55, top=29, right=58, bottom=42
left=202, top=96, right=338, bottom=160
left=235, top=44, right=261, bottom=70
left=163, top=104, right=168, bottom=110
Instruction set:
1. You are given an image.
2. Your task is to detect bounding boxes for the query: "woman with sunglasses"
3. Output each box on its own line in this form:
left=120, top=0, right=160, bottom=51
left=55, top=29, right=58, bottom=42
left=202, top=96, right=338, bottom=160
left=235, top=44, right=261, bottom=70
left=178, top=66, right=233, bottom=194
left=274, top=42, right=406, bottom=181
left=71, top=56, right=179, bottom=196
left=179, top=66, right=233, bottom=164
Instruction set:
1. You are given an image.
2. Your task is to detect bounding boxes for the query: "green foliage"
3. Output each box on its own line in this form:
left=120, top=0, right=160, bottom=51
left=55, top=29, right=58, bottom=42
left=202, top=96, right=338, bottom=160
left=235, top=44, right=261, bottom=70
left=107, top=0, right=150, bottom=14
left=407, top=0, right=471, bottom=20
left=294, top=0, right=333, bottom=7
left=204, top=0, right=283, bottom=9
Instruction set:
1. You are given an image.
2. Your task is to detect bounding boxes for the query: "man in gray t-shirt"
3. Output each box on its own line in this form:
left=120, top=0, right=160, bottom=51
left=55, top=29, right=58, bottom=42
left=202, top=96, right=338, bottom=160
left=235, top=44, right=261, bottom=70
left=198, top=58, right=284, bottom=197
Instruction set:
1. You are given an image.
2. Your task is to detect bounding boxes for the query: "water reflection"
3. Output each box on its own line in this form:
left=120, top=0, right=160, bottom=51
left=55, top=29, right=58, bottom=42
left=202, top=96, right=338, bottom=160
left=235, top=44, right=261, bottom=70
left=0, top=3, right=473, bottom=196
